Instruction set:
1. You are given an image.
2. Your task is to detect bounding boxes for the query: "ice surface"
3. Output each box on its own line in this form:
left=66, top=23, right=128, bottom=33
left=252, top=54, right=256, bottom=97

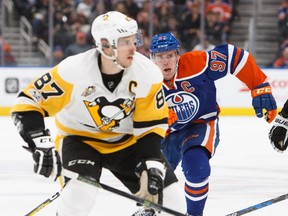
left=1, top=116, right=288, bottom=216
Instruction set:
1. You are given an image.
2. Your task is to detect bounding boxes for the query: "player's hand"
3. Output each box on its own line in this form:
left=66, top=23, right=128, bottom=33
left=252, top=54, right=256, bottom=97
left=251, top=82, right=277, bottom=123
left=269, top=113, right=288, bottom=153
left=135, top=159, right=166, bottom=205
left=23, top=129, right=62, bottom=180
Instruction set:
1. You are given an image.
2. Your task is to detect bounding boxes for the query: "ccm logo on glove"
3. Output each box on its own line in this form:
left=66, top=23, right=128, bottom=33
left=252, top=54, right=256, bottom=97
left=252, top=86, right=272, bottom=96
left=251, top=82, right=277, bottom=123
left=28, top=129, right=62, bottom=180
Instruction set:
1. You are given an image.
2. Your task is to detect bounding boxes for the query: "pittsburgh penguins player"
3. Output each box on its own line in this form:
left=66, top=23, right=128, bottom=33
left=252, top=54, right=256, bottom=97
left=11, top=11, right=185, bottom=216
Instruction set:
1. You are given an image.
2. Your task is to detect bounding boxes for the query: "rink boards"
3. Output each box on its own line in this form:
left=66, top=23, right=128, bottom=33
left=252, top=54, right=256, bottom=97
left=0, top=67, right=287, bottom=116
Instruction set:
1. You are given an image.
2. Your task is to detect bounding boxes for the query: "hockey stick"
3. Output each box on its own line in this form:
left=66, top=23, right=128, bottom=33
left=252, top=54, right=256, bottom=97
left=25, top=192, right=60, bottom=216
left=64, top=170, right=186, bottom=216
left=225, top=192, right=288, bottom=216
left=25, top=170, right=186, bottom=216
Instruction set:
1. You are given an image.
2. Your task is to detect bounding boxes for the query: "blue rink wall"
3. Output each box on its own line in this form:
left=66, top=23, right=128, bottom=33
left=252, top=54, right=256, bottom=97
left=0, top=67, right=287, bottom=116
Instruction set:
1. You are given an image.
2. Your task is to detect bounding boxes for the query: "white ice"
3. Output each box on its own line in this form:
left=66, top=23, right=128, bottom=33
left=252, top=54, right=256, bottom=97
left=1, top=116, right=288, bottom=216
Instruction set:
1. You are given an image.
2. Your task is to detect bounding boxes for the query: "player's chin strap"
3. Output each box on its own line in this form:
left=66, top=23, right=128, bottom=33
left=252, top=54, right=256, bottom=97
left=97, top=47, right=125, bottom=70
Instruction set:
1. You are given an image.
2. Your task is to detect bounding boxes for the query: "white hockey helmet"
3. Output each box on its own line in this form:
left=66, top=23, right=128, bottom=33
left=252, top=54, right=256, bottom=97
left=91, top=11, right=139, bottom=50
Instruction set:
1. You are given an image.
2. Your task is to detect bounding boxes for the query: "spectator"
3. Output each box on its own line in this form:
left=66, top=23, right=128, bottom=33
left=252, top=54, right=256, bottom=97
left=76, top=0, right=94, bottom=19
left=269, top=39, right=288, bottom=66
left=89, top=0, right=108, bottom=22
left=155, top=1, right=174, bottom=33
left=14, top=0, right=238, bottom=68
left=69, top=12, right=90, bottom=35
left=13, top=0, right=34, bottom=20
left=136, top=4, right=159, bottom=33
left=277, top=0, right=288, bottom=39
left=123, top=0, right=140, bottom=19
left=53, top=22, right=74, bottom=51
left=206, top=0, right=232, bottom=23
left=52, top=45, right=65, bottom=66
left=174, top=0, right=187, bottom=16
left=231, top=0, right=240, bottom=22
left=31, top=12, right=48, bottom=43
left=163, top=16, right=180, bottom=33
left=273, top=46, right=288, bottom=68
left=64, top=31, right=92, bottom=57
left=192, top=35, right=216, bottom=51
left=112, top=1, right=128, bottom=16
left=1, top=42, right=17, bottom=66
left=206, top=0, right=232, bottom=43
left=54, top=0, right=74, bottom=21
left=205, top=10, right=225, bottom=45
left=181, top=2, right=201, bottom=51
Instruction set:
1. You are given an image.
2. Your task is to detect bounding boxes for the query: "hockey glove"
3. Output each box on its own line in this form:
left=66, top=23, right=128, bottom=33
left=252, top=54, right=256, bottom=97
left=166, top=109, right=178, bottom=136
left=135, top=159, right=166, bottom=205
left=251, top=82, right=277, bottom=123
left=168, top=108, right=178, bottom=126
left=269, top=113, right=288, bottom=153
left=24, top=129, right=62, bottom=180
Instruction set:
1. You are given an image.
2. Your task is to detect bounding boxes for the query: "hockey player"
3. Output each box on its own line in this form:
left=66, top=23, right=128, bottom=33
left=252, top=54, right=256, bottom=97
left=11, top=12, right=186, bottom=216
left=269, top=99, right=288, bottom=153
left=149, top=32, right=277, bottom=216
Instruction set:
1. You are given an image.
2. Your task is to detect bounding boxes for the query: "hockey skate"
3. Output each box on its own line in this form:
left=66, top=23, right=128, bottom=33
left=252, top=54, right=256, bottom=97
left=131, top=208, right=156, bottom=216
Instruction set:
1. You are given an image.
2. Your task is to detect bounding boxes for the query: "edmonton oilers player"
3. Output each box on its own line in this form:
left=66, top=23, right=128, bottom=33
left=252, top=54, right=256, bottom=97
left=149, top=32, right=277, bottom=216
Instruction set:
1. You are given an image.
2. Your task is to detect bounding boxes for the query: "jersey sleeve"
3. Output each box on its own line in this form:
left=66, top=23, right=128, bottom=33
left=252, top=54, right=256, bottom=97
left=206, top=44, right=267, bottom=89
left=231, top=46, right=267, bottom=90
left=11, top=66, right=74, bottom=117
left=133, top=82, right=168, bottom=138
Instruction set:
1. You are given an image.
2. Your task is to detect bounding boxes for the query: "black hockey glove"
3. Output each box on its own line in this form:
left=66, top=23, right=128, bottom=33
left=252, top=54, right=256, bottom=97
left=269, top=113, right=288, bottom=153
left=135, top=159, right=166, bottom=205
left=24, top=129, right=62, bottom=180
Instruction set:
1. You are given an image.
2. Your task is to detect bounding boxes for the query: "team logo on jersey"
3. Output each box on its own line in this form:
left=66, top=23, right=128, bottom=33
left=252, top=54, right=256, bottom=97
left=28, top=88, right=42, bottom=103
left=166, top=92, right=199, bottom=124
left=84, top=96, right=135, bottom=131
left=81, top=86, right=96, bottom=97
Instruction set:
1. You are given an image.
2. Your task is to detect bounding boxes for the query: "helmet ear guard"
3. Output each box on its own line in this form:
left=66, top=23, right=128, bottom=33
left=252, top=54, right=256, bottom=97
left=149, top=32, right=180, bottom=58
left=100, top=39, right=113, bottom=49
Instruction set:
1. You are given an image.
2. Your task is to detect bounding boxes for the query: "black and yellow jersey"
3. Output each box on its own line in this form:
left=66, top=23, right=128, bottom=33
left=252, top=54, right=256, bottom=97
left=12, top=49, right=168, bottom=153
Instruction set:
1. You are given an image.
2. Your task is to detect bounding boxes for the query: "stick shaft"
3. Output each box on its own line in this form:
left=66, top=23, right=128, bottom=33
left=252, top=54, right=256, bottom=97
left=25, top=192, right=60, bottom=216
left=226, top=193, right=288, bottom=216
left=26, top=169, right=186, bottom=216
left=76, top=174, right=186, bottom=216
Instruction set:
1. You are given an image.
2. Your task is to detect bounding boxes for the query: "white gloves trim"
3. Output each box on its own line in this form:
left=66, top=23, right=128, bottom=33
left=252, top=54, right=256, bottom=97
left=33, top=135, right=54, bottom=148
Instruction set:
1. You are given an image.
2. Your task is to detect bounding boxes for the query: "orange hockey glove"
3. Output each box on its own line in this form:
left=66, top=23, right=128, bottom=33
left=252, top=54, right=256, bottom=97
left=251, top=82, right=277, bottom=123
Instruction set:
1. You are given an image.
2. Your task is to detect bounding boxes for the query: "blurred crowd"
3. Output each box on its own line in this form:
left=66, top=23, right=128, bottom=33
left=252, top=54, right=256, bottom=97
left=3, top=0, right=288, bottom=68
left=273, top=0, right=288, bottom=68
left=10, top=0, right=239, bottom=66
left=0, top=35, right=17, bottom=66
